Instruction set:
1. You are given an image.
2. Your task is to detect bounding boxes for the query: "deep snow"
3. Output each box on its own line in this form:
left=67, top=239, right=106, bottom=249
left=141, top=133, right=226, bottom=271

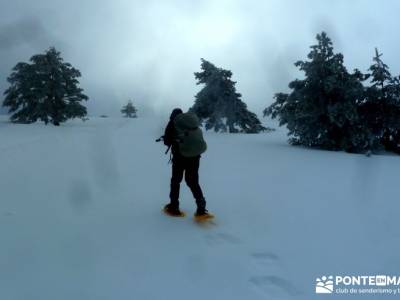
left=0, top=116, right=399, bottom=300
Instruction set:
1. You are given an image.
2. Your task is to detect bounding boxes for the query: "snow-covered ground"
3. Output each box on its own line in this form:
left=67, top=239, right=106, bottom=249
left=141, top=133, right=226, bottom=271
left=0, top=116, right=399, bottom=300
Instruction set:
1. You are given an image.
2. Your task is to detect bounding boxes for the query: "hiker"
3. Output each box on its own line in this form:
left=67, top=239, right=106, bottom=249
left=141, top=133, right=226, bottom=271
left=162, top=108, right=211, bottom=218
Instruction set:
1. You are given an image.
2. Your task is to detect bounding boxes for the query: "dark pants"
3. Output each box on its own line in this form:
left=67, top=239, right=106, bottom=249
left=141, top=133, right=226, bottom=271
left=170, top=155, right=206, bottom=210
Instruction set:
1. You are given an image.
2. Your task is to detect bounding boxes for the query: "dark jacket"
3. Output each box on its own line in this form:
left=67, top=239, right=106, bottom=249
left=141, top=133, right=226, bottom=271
left=163, top=108, right=183, bottom=156
left=163, top=120, right=179, bottom=155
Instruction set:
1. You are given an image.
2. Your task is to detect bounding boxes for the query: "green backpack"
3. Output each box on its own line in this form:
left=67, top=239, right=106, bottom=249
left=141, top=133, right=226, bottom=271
left=174, top=112, right=207, bottom=157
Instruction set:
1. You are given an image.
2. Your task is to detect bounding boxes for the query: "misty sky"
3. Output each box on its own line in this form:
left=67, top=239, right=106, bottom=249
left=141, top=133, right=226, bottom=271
left=1, top=0, right=400, bottom=117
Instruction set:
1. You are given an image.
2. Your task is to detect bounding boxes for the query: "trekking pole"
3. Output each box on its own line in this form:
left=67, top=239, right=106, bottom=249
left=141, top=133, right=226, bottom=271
left=155, top=135, right=171, bottom=156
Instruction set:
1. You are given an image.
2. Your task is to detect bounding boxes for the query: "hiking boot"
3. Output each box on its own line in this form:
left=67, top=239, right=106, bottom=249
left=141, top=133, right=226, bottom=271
left=194, top=208, right=209, bottom=217
left=164, top=203, right=184, bottom=217
left=195, top=197, right=207, bottom=216
left=194, top=208, right=214, bottom=222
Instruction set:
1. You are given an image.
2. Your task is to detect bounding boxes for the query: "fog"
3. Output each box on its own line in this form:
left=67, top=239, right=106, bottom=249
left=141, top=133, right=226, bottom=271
left=1, top=0, right=399, bottom=117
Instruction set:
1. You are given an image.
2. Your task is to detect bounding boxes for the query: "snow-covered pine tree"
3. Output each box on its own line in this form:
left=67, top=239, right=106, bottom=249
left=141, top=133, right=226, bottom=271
left=191, top=59, right=265, bottom=133
left=264, top=32, right=369, bottom=152
left=361, top=48, right=400, bottom=153
left=3, top=47, right=88, bottom=126
left=121, top=100, right=138, bottom=118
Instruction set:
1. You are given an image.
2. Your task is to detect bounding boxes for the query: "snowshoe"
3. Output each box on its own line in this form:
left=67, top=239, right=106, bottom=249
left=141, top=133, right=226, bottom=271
left=193, top=210, right=214, bottom=222
left=163, top=204, right=185, bottom=217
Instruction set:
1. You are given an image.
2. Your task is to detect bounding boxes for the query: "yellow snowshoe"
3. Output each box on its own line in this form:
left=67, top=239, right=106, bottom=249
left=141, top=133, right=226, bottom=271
left=194, top=210, right=214, bottom=222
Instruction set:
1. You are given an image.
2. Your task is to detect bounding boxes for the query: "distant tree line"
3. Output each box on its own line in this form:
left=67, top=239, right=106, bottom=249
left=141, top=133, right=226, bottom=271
left=265, top=32, right=400, bottom=154
left=3, top=36, right=399, bottom=155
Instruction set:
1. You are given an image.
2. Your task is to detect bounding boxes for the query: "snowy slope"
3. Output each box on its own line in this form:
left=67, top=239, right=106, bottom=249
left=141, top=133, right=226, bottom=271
left=0, top=116, right=399, bottom=300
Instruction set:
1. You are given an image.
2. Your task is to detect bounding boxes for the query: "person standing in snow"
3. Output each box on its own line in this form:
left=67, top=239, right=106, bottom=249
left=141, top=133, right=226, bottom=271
left=162, top=108, right=211, bottom=219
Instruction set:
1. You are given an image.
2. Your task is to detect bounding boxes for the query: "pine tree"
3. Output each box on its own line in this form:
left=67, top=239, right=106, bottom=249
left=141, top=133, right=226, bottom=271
left=3, top=47, right=88, bottom=125
left=361, top=48, right=400, bottom=152
left=121, top=100, right=138, bottom=118
left=264, top=32, right=369, bottom=152
left=191, top=59, right=265, bottom=133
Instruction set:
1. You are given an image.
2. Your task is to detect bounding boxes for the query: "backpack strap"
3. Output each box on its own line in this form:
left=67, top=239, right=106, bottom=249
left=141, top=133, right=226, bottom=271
left=165, top=145, right=171, bottom=154
left=168, top=152, right=172, bottom=164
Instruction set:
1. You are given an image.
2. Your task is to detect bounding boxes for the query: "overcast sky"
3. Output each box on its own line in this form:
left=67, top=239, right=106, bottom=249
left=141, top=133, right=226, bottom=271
left=1, top=0, right=399, bottom=117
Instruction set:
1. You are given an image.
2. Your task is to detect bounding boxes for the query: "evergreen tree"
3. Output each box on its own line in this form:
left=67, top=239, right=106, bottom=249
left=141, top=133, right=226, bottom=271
left=3, top=47, right=88, bottom=125
left=361, top=48, right=400, bottom=153
left=264, top=32, right=370, bottom=152
left=121, top=100, right=138, bottom=118
left=191, top=59, right=265, bottom=133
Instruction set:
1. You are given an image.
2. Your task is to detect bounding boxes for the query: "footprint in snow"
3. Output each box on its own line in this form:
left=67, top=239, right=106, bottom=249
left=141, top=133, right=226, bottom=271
left=252, top=252, right=279, bottom=262
left=249, top=252, right=302, bottom=297
left=251, top=252, right=281, bottom=268
left=204, top=232, right=242, bottom=246
left=249, top=275, right=300, bottom=297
